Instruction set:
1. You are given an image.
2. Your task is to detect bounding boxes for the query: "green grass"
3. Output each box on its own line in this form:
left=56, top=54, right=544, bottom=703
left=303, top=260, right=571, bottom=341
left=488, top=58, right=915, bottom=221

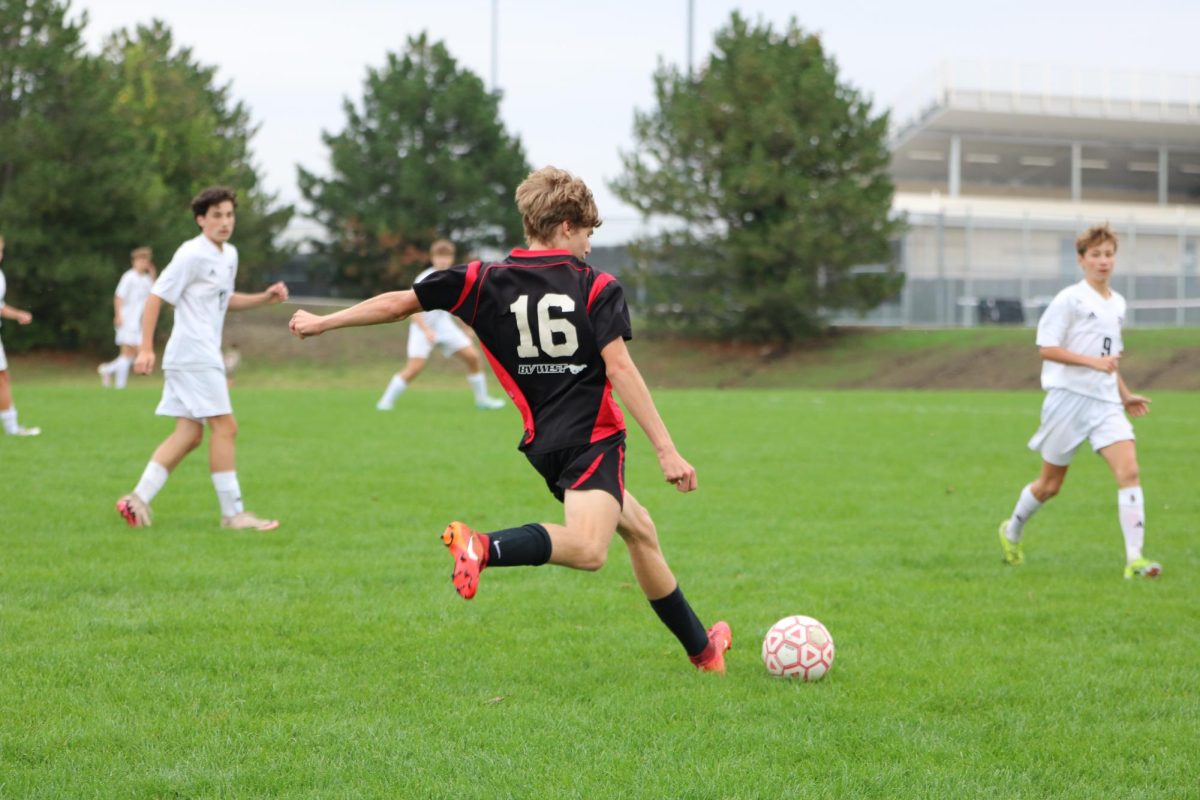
left=1, top=384, right=1198, bottom=798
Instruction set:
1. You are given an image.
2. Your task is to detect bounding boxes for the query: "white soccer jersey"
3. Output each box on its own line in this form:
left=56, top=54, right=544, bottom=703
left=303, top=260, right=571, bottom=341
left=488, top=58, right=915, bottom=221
left=0, top=268, right=6, bottom=329
left=115, top=268, right=154, bottom=335
left=152, top=234, right=238, bottom=371
left=1036, top=280, right=1126, bottom=403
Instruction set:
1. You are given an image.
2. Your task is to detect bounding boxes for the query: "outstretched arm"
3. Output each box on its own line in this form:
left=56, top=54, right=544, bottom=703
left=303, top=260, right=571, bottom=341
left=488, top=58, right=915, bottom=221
left=600, top=337, right=697, bottom=493
left=289, top=290, right=422, bottom=339
left=229, top=281, right=289, bottom=311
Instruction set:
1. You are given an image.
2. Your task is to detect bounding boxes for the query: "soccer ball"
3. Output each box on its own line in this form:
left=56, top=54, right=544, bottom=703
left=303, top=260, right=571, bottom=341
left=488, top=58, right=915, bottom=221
left=762, top=615, right=835, bottom=680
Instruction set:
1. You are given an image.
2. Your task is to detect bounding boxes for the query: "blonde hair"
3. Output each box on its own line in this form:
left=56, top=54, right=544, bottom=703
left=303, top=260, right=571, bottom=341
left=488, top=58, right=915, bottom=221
left=515, top=167, right=602, bottom=244
left=1076, top=223, right=1118, bottom=255
left=430, top=239, right=455, bottom=258
left=130, top=246, right=153, bottom=260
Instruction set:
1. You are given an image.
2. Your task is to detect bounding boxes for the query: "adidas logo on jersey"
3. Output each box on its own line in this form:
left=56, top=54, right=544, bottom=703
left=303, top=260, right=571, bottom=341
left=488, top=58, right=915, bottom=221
left=1087, top=311, right=1097, bottom=319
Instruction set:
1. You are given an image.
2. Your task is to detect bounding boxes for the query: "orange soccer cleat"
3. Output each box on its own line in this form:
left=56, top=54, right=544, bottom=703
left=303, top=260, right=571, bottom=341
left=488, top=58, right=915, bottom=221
left=690, top=620, right=732, bottom=674
left=441, top=521, right=488, bottom=600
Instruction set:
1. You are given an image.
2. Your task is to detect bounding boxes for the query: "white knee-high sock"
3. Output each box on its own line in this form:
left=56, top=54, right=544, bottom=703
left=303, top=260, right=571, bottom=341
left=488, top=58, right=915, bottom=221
left=211, top=471, right=244, bottom=518
left=0, top=407, right=18, bottom=434
left=1006, top=485, right=1043, bottom=542
left=133, top=461, right=169, bottom=504
left=1118, top=486, right=1145, bottom=563
left=466, top=372, right=489, bottom=403
left=114, top=356, right=134, bottom=389
left=379, top=375, right=407, bottom=406
left=99, top=358, right=118, bottom=375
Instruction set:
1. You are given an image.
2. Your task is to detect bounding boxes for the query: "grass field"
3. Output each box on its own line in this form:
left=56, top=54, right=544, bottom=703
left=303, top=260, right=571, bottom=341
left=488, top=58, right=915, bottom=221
left=2, top=380, right=1198, bottom=798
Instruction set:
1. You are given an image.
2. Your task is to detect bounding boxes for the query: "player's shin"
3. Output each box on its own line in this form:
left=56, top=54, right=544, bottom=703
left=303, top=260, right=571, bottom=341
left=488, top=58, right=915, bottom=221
left=650, top=584, right=710, bottom=658
left=1118, top=486, right=1145, bottom=562
left=484, top=523, right=552, bottom=567
left=1006, top=484, right=1043, bottom=541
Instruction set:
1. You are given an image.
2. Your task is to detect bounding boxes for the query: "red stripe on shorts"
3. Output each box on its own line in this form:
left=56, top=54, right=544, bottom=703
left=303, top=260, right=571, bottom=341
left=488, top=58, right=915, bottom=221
left=570, top=452, right=606, bottom=490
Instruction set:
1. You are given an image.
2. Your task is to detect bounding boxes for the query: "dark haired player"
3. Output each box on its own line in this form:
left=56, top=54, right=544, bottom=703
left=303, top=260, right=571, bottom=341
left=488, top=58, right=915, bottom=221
left=116, top=186, right=288, bottom=531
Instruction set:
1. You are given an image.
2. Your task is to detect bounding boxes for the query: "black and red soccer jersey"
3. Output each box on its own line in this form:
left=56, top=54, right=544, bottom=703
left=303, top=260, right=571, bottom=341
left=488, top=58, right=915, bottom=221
left=413, top=249, right=632, bottom=453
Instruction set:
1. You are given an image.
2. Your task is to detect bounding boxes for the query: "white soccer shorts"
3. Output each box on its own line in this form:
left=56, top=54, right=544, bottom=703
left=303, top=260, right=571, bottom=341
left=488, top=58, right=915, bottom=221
left=0, top=335, right=7, bottom=371
left=156, top=368, right=233, bottom=420
left=1027, top=388, right=1134, bottom=466
left=406, top=317, right=471, bottom=360
left=115, top=322, right=141, bottom=347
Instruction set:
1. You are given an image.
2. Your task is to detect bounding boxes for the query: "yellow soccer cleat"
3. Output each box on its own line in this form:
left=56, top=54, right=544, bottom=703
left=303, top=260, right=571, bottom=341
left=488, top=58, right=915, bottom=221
left=998, top=520, right=1024, bottom=566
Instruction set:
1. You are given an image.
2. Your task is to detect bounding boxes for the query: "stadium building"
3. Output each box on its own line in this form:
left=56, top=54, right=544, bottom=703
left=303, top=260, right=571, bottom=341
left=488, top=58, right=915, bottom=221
left=864, top=62, right=1200, bottom=327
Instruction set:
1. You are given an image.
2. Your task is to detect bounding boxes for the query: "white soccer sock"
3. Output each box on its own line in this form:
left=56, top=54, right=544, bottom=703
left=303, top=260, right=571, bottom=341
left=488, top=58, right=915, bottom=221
left=1006, top=484, right=1043, bottom=542
left=211, top=471, right=244, bottom=518
left=99, top=359, right=118, bottom=375
left=466, top=372, right=489, bottom=403
left=133, top=461, right=169, bottom=504
left=379, top=375, right=407, bottom=406
left=0, top=407, right=18, bottom=434
left=114, top=356, right=134, bottom=389
left=1118, top=486, right=1145, bottom=563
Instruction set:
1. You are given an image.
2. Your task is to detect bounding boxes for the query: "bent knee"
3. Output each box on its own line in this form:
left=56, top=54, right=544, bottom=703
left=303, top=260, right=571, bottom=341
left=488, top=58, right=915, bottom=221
left=1034, top=483, right=1061, bottom=501
left=577, top=546, right=609, bottom=572
left=620, top=508, right=659, bottom=548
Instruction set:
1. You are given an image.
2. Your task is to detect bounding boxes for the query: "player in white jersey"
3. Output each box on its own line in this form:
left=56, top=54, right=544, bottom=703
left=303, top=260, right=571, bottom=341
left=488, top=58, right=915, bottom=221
left=998, top=224, right=1160, bottom=579
left=98, top=246, right=156, bottom=389
left=114, top=187, right=288, bottom=531
left=0, top=234, right=40, bottom=436
left=375, top=239, right=505, bottom=411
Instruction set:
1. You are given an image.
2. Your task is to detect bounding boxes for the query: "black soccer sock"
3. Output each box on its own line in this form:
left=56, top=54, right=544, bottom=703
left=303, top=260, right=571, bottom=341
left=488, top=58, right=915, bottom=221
left=484, top=523, right=552, bottom=567
left=649, top=585, right=710, bottom=657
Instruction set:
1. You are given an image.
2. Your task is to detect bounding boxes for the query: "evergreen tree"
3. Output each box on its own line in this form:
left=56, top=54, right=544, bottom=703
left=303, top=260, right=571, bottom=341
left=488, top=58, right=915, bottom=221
left=0, top=0, right=152, bottom=349
left=299, top=33, right=529, bottom=294
left=103, top=21, right=292, bottom=290
left=612, top=13, right=902, bottom=343
left=0, top=5, right=289, bottom=349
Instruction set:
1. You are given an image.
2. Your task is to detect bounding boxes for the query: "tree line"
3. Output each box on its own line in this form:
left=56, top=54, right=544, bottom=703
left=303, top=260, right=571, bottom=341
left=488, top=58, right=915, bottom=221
left=1, top=2, right=899, bottom=350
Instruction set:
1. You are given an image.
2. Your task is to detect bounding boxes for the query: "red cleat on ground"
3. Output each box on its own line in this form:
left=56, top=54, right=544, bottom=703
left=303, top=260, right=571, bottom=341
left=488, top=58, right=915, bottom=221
left=690, top=620, right=732, bottom=674
left=441, top=521, right=487, bottom=600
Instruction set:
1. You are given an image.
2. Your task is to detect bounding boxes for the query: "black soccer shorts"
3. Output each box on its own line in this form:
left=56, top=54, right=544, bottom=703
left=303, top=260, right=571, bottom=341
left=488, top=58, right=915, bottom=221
left=525, top=432, right=626, bottom=508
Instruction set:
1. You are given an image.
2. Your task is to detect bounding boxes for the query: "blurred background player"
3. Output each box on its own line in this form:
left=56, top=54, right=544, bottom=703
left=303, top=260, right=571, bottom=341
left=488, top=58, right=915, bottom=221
left=375, top=238, right=504, bottom=411
left=998, top=223, right=1161, bottom=579
left=0, top=234, right=40, bottom=437
left=115, top=187, right=288, bottom=531
left=98, top=246, right=155, bottom=389
left=289, top=167, right=731, bottom=673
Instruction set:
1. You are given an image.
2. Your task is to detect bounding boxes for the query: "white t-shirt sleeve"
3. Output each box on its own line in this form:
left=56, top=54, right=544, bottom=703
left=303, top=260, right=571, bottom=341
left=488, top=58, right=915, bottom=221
left=115, top=271, right=134, bottom=301
left=153, top=246, right=194, bottom=305
left=1035, top=291, right=1073, bottom=348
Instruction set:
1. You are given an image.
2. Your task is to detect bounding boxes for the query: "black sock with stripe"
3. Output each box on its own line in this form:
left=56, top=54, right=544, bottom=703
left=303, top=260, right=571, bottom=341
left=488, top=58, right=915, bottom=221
left=649, top=585, right=710, bottom=657
left=484, top=523, right=552, bottom=567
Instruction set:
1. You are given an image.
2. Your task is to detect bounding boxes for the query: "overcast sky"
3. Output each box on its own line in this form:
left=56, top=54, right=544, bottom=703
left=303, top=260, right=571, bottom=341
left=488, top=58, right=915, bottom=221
left=78, top=0, right=1200, bottom=246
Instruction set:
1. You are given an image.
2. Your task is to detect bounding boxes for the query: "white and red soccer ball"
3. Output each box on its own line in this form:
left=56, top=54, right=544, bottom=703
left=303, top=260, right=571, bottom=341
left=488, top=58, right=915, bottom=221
left=762, top=615, right=835, bottom=680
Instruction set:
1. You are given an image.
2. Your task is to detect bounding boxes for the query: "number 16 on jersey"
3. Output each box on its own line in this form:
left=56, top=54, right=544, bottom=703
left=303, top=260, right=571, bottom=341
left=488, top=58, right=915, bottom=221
left=510, top=294, right=579, bottom=358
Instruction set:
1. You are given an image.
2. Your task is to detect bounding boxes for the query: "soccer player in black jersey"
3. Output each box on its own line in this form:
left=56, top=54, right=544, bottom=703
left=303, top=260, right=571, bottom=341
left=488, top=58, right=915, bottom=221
left=289, top=167, right=731, bottom=673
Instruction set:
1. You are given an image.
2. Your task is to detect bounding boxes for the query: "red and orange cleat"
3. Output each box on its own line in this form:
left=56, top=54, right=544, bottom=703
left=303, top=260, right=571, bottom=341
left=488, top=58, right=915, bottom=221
left=690, top=620, right=732, bottom=674
left=441, top=521, right=488, bottom=600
